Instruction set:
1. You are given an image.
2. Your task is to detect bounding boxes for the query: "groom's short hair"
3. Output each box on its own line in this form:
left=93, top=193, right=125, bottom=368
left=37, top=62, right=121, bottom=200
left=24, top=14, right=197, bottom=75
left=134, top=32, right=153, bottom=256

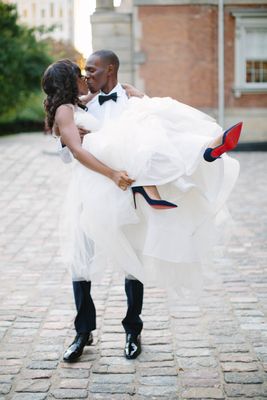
left=91, top=50, right=120, bottom=73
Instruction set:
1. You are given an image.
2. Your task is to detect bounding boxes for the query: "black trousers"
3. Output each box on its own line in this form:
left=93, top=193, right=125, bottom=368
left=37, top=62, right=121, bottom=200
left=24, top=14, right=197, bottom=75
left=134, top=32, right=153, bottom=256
left=72, top=278, right=144, bottom=336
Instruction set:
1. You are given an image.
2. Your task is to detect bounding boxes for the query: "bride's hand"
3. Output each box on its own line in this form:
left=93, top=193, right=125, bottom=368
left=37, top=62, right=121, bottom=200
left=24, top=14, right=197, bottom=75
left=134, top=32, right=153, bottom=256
left=122, top=83, right=145, bottom=99
left=111, top=170, right=135, bottom=190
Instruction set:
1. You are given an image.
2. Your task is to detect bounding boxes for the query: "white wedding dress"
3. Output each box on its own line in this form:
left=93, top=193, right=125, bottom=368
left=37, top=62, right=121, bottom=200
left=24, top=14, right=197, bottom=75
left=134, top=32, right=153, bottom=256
left=60, top=96, right=239, bottom=294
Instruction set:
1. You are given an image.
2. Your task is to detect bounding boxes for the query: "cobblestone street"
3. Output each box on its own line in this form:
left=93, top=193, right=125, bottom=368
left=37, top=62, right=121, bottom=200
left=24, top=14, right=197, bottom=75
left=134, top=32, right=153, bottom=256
left=0, top=133, right=267, bottom=400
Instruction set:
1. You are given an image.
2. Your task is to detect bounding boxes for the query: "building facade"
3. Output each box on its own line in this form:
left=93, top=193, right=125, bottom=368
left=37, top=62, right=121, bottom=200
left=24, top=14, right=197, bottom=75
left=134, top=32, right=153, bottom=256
left=91, top=0, right=267, bottom=142
left=5, top=0, right=74, bottom=44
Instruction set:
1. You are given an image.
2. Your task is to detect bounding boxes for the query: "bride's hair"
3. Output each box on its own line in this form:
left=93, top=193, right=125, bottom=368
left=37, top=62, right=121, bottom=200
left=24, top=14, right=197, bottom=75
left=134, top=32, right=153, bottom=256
left=42, top=59, right=81, bottom=132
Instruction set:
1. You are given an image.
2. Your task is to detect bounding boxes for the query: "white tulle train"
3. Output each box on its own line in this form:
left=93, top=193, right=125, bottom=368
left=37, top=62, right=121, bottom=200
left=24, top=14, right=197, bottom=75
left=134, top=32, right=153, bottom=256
left=60, top=96, right=239, bottom=294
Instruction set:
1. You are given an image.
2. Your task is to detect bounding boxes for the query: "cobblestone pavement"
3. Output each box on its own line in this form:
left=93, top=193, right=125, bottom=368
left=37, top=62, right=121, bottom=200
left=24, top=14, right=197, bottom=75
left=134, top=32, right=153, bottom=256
left=0, top=133, right=266, bottom=400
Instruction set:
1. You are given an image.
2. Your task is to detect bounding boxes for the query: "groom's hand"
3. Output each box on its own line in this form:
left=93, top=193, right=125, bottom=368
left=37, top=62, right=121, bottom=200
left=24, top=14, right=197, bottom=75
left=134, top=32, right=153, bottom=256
left=112, top=171, right=135, bottom=190
left=78, top=127, right=90, bottom=142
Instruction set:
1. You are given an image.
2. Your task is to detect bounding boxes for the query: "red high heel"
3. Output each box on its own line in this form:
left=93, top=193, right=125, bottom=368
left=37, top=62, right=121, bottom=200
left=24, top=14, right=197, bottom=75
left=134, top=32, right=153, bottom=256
left=203, top=122, right=243, bottom=162
left=132, top=186, right=177, bottom=210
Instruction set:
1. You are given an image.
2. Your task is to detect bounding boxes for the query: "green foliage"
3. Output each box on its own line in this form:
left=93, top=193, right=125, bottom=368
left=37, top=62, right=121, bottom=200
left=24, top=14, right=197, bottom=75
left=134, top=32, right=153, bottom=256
left=17, top=91, right=45, bottom=121
left=0, top=1, right=52, bottom=116
left=0, top=91, right=45, bottom=135
left=0, top=91, right=45, bottom=123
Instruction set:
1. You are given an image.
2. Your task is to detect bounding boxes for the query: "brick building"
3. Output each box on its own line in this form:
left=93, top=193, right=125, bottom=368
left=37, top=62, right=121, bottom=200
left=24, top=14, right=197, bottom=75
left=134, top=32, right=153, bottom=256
left=91, top=0, right=267, bottom=141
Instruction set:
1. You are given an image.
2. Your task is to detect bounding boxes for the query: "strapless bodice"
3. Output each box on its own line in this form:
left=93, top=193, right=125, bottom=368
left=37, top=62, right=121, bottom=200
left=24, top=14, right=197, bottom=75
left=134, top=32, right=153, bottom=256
left=74, top=106, right=100, bottom=132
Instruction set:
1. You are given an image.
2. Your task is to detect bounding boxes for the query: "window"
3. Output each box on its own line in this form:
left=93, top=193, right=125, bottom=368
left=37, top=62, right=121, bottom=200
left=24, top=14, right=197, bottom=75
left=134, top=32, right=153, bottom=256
left=23, top=9, right=28, bottom=18
left=41, top=9, right=45, bottom=18
left=50, top=3, right=54, bottom=18
left=246, top=61, right=267, bottom=83
left=32, top=2, right=36, bottom=18
left=232, top=10, right=267, bottom=97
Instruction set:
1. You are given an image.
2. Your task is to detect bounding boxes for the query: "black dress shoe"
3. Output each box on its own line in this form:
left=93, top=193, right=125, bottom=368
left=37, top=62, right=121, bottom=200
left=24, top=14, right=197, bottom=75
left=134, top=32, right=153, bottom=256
left=63, top=332, right=93, bottom=362
left=124, top=333, right=141, bottom=360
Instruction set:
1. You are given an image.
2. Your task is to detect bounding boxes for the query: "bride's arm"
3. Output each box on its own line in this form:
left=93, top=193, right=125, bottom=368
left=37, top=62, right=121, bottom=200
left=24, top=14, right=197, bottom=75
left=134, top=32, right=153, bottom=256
left=55, top=105, right=134, bottom=189
left=122, top=83, right=145, bottom=98
left=79, top=91, right=98, bottom=105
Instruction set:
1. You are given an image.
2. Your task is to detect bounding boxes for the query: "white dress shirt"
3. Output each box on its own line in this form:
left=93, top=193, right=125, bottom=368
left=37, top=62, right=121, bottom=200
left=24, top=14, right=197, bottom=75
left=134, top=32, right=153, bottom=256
left=58, top=83, right=129, bottom=163
left=87, top=82, right=129, bottom=127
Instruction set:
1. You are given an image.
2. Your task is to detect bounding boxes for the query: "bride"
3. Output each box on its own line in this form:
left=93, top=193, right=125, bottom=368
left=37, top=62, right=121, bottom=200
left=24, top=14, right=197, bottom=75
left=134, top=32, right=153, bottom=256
left=42, top=59, right=242, bottom=294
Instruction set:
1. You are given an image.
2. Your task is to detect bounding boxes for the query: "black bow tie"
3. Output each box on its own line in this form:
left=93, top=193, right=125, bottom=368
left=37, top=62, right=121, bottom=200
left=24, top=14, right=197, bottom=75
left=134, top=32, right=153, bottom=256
left=98, top=92, right=117, bottom=106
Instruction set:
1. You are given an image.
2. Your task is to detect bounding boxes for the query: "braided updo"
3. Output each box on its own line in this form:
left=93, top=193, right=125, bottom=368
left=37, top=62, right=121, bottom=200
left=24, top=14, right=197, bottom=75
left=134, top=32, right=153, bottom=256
left=42, top=59, right=81, bottom=132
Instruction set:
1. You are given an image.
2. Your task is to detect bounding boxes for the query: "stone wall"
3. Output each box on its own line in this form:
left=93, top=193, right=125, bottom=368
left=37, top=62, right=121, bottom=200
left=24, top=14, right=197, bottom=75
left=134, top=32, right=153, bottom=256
left=91, top=1, right=134, bottom=84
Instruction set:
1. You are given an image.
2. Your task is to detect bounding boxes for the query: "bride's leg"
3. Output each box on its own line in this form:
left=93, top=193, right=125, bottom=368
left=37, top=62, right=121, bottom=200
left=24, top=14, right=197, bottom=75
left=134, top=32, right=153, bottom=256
left=208, top=134, right=223, bottom=149
left=143, top=185, right=162, bottom=200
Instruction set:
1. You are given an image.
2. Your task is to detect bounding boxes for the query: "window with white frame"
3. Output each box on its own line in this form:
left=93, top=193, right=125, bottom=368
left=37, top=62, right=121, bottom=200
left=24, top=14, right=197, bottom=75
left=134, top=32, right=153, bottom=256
left=232, top=11, right=267, bottom=97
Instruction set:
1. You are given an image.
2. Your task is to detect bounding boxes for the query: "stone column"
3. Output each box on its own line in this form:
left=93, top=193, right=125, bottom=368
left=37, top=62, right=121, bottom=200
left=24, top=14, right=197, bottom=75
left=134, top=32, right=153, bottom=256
left=91, top=0, right=134, bottom=84
left=95, top=0, right=114, bottom=12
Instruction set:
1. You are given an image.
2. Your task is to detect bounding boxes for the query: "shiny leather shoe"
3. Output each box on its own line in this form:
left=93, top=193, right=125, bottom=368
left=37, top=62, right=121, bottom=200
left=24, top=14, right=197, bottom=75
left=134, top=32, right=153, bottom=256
left=124, top=333, right=141, bottom=360
left=63, top=332, right=93, bottom=363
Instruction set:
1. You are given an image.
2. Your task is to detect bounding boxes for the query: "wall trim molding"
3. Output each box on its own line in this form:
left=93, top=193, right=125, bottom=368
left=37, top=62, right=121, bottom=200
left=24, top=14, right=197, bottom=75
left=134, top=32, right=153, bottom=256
left=230, top=8, right=267, bottom=15
left=134, top=0, right=267, bottom=6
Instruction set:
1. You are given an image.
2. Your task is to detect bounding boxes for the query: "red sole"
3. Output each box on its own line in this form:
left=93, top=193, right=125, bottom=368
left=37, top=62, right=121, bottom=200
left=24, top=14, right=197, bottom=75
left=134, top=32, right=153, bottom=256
left=211, top=122, right=242, bottom=158
left=134, top=193, right=177, bottom=209
left=151, top=205, right=177, bottom=209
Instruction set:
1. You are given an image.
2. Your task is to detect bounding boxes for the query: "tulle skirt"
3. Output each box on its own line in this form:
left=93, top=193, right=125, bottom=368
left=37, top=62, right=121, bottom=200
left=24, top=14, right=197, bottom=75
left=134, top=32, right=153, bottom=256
left=60, top=97, right=239, bottom=294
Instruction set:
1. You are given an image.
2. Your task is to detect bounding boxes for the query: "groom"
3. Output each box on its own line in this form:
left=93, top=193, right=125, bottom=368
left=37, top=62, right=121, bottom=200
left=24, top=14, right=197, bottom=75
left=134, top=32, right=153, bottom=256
left=61, top=50, right=144, bottom=362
